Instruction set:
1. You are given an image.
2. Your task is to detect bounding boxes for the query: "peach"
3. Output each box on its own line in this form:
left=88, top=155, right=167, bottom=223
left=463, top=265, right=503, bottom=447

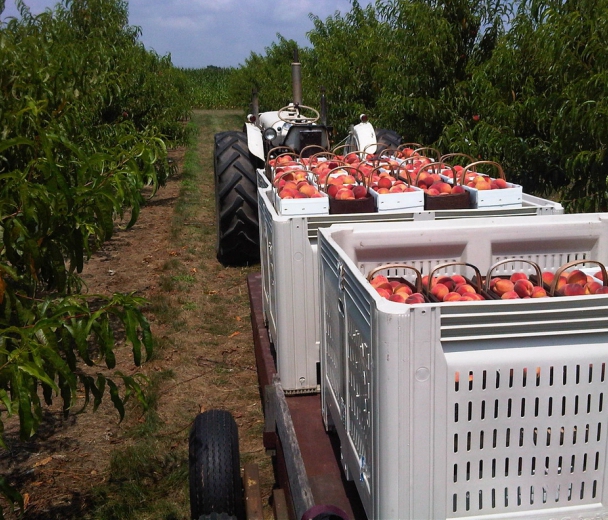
left=455, top=284, right=476, bottom=295
left=327, top=184, right=340, bottom=198
left=510, top=272, right=528, bottom=283
left=566, top=269, right=588, bottom=286
left=394, top=283, right=413, bottom=296
left=388, top=293, right=406, bottom=303
left=493, top=178, right=508, bottom=189
left=541, top=271, right=555, bottom=286
left=370, top=275, right=389, bottom=287
left=405, top=293, right=425, bottom=304
left=451, top=275, right=467, bottom=286
left=585, top=281, right=602, bottom=294
left=501, top=290, right=520, bottom=300
left=451, top=185, right=466, bottom=194
left=431, top=283, right=450, bottom=301
left=335, top=188, right=355, bottom=200
left=595, top=286, right=608, bottom=294
left=443, top=292, right=462, bottom=302
left=352, top=185, right=368, bottom=199
left=377, top=176, right=393, bottom=189
left=531, top=286, right=548, bottom=298
left=299, top=184, right=318, bottom=197
left=555, top=275, right=567, bottom=291
left=493, top=278, right=515, bottom=296
left=376, top=287, right=392, bottom=299
left=514, top=279, right=534, bottom=298
left=558, top=283, right=586, bottom=296
left=437, top=276, right=456, bottom=291
left=459, top=294, right=477, bottom=301
left=595, top=270, right=604, bottom=281
left=375, top=282, right=393, bottom=293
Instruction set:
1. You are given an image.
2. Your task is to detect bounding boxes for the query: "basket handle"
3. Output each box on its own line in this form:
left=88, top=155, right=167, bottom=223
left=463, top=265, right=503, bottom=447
left=460, top=160, right=505, bottom=185
left=440, top=152, right=476, bottom=166
left=323, top=165, right=366, bottom=192
left=300, top=145, right=330, bottom=162
left=428, top=262, right=483, bottom=293
left=549, top=259, right=608, bottom=296
left=266, top=149, right=297, bottom=179
left=413, top=146, right=442, bottom=162
left=331, top=143, right=363, bottom=164
left=366, top=263, right=424, bottom=293
left=398, top=142, right=423, bottom=154
left=266, top=146, right=296, bottom=163
left=484, top=259, right=543, bottom=293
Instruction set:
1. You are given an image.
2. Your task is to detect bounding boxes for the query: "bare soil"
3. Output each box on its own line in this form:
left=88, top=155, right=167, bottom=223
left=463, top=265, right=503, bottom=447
left=0, top=110, right=274, bottom=519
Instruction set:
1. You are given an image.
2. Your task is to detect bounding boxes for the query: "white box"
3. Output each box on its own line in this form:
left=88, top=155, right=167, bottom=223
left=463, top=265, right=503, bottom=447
left=319, top=214, right=608, bottom=519
left=465, top=182, right=524, bottom=209
left=369, top=185, right=425, bottom=212
left=257, top=174, right=564, bottom=393
left=273, top=189, right=329, bottom=216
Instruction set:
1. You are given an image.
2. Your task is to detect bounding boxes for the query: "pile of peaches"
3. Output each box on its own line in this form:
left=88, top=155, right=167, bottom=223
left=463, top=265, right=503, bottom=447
left=369, top=274, right=426, bottom=304
left=424, top=274, right=486, bottom=302
left=369, top=267, right=608, bottom=305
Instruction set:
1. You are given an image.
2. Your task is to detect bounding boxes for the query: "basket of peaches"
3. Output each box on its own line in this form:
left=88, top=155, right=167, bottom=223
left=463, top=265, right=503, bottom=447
left=457, top=161, right=523, bottom=209
left=321, top=164, right=376, bottom=214
left=409, top=161, right=472, bottom=211
left=367, top=264, right=428, bottom=305
left=423, top=262, right=491, bottom=302
left=271, top=168, right=329, bottom=216
left=482, top=259, right=550, bottom=299
left=546, top=260, right=608, bottom=297
left=366, top=162, right=424, bottom=212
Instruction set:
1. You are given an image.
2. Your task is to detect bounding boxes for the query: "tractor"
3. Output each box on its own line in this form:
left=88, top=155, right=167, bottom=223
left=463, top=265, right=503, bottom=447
left=213, top=50, right=401, bottom=266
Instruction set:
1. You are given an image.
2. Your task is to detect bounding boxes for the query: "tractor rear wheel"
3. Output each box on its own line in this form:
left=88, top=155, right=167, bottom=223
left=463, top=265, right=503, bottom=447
left=375, top=128, right=402, bottom=151
left=214, top=131, right=260, bottom=266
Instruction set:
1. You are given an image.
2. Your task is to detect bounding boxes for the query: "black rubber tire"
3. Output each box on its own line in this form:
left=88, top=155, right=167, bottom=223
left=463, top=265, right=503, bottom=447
left=198, top=513, right=238, bottom=520
left=189, top=410, right=243, bottom=520
left=214, top=131, right=260, bottom=267
left=375, top=128, right=402, bottom=151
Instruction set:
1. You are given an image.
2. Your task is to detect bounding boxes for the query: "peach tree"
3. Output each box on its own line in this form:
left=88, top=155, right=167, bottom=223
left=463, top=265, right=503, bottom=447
left=0, top=0, right=193, bottom=515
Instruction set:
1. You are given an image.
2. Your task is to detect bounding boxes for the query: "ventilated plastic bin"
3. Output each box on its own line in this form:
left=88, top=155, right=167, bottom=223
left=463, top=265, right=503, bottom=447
left=258, top=175, right=563, bottom=393
left=319, top=213, right=608, bottom=519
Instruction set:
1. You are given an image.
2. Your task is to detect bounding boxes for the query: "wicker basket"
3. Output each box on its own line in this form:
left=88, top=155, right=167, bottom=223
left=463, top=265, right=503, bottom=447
left=323, top=164, right=376, bottom=215
left=416, top=162, right=471, bottom=210
left=425, top=262, right=491, bottom=302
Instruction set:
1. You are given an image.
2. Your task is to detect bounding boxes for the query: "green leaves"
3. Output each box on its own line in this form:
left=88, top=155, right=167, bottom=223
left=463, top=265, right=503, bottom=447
left=0, top=2, right=189, bottom=514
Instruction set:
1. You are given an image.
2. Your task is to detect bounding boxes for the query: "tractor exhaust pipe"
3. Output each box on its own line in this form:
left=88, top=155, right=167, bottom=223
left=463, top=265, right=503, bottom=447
left=320, top=86, right=327, bottom=126
left=291, top=48, right=302, bottom=105
left=251, top=89, right=259, bottom=120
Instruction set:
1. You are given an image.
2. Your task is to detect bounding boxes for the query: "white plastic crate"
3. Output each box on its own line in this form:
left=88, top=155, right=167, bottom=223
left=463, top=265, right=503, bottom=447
left=318, top=213, right=608, bottom=519
left=257, top=175, right=563, bottom=393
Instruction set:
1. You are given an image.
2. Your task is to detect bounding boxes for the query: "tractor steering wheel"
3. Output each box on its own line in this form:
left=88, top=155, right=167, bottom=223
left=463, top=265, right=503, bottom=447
left=277, top=104, right=320, bottom=124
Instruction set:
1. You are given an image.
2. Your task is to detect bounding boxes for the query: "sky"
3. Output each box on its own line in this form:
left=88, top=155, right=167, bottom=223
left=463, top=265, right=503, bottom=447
left=1, top=0, right=375, bottom=68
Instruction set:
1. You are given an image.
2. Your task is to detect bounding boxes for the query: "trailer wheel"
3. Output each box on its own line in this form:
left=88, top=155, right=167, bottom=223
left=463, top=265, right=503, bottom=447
left=375, top=128, right=402, bottom=151
left=214, top=131, right=260, bottom=267
left=189, top=410, right=243, bottom=520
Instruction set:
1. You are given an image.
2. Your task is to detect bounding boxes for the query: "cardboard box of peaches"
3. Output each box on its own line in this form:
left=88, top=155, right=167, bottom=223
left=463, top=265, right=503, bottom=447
left=368, top=259, right=608, bottom=305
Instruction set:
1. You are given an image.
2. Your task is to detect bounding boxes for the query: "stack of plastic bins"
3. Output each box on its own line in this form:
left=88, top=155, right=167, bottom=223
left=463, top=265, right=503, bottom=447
left=319, top=213, right=608, bottom=520
left=258, top=171, right=564, bottom=393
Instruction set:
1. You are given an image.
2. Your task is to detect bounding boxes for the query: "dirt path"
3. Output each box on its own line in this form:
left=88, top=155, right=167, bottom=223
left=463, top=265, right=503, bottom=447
left=1, top=110, right=274, bottom=519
